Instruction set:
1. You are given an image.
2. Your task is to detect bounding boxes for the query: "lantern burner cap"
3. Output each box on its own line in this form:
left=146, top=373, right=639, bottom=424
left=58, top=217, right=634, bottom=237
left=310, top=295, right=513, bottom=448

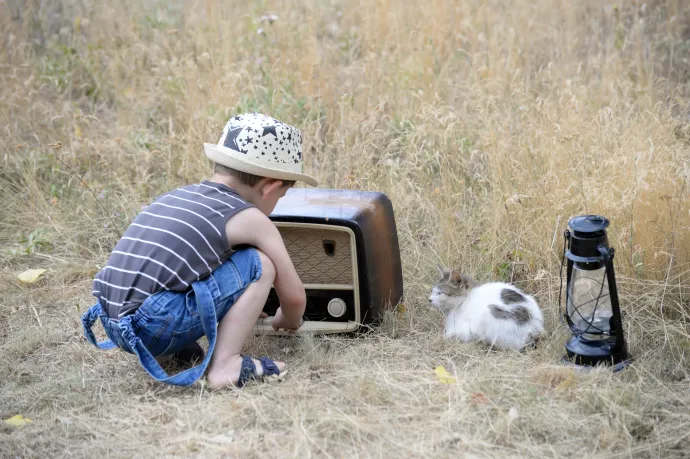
left=569, top=215, right=610, bottom=237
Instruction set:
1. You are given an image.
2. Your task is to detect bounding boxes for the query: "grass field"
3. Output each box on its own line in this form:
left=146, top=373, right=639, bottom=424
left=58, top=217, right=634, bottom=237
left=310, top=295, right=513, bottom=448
left=1, top=0, right=689, bottom=457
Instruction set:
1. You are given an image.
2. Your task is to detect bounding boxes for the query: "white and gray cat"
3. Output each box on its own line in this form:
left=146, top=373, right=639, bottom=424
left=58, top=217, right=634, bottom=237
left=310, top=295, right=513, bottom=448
left=429, top=266, right=544, bottom=351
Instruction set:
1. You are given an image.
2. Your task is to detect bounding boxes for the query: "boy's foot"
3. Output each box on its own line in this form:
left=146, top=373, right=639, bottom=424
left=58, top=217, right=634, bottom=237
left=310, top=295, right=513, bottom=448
left=206, top=355, right=287, bottom=390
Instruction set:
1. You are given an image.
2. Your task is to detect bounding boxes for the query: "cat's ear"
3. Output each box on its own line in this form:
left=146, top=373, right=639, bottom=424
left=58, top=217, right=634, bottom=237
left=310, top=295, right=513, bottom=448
left=449, top=270, right=463, bottom=285
left=450, top=271, right=474, bottom=289
left=437, top=264, right=450, bottom=279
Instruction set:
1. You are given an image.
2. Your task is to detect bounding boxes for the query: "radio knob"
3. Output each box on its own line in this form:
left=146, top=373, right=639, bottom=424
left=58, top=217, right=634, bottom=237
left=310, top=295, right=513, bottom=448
left=327, top=298, right=347, bottom=318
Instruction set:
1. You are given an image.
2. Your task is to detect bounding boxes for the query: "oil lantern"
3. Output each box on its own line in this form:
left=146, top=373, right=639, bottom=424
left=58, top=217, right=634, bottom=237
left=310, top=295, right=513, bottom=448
left=561, top=215, right=630, bottom=368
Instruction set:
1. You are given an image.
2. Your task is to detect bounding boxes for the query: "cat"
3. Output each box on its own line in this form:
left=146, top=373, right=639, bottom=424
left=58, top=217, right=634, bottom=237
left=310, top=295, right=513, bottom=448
left=428, top=266, right=544, bottom=351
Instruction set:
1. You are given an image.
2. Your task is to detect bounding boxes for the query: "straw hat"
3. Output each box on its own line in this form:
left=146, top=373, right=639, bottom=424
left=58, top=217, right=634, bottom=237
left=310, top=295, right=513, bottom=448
left=204, top=113, right=318, bottom=186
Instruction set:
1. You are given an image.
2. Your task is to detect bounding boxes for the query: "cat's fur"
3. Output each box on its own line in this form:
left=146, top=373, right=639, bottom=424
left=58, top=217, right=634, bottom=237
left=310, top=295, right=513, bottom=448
left=429, top=266, right=544, bottom=351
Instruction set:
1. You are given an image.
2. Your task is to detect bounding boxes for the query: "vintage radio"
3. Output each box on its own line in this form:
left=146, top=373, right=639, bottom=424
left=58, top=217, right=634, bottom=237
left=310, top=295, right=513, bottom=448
left=253, top=188, right=404, bottom=334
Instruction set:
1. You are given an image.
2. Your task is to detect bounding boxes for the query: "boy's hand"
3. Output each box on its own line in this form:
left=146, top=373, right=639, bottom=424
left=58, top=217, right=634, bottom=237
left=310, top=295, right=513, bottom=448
left=271, top=307, right=303, bottom=332
left=225, top=207, right=307, bottom=319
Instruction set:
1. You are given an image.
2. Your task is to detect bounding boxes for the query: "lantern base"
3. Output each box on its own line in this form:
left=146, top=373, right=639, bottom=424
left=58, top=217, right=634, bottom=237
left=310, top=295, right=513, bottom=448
left=564, top=335, right=630, bottom=368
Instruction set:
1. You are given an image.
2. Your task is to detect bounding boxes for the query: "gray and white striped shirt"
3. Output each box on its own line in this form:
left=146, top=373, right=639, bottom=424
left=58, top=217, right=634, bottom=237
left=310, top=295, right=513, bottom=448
left=93, top=181, right=253, bottom=318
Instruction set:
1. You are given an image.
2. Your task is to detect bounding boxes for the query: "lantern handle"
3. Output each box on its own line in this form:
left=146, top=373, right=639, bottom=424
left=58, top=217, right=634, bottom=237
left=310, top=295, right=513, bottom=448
left=559, top=230, right=571, bottom=329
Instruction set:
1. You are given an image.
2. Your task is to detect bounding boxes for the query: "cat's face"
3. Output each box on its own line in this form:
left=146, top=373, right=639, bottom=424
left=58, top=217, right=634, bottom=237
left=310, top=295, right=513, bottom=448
left=428, top=266, right=474, bottom=313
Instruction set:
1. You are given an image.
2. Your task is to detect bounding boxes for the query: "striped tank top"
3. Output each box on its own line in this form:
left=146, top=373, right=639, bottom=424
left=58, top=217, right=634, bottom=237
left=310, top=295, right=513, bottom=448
left=93, top=181, right=254, bottom=318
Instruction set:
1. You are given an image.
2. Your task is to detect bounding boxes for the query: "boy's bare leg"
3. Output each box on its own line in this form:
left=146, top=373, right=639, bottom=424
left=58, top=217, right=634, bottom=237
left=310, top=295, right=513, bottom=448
left=206, top=251, right=285, bottom=389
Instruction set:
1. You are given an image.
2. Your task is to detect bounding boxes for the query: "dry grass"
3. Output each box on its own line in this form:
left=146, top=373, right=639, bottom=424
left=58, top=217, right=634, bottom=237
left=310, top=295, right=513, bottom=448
left=1, top=0, right=690, bottom=457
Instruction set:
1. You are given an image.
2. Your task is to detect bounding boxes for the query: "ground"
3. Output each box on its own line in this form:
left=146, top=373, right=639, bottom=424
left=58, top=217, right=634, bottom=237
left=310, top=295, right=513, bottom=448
left=1, top=0, right=689, bottom=457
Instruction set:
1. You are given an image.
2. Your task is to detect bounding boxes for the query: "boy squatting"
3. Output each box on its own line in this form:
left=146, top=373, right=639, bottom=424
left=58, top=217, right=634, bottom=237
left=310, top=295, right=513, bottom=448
left=82, top=113, right=317, bottom=389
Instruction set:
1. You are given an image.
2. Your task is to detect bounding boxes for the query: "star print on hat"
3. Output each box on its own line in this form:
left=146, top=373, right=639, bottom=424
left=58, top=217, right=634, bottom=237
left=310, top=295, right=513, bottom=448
left=204, top=113, right=318, bottom=186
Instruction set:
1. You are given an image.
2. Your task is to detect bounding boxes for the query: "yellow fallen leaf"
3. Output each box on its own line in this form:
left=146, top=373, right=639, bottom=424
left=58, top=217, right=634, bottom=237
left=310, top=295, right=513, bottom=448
left=74, top=124, right=83, bottom=139
left=434, top=365, right=457, bottom=384
left=4, top=414, right=32, bottom=427
left=18, top=268, right=47, bottom=284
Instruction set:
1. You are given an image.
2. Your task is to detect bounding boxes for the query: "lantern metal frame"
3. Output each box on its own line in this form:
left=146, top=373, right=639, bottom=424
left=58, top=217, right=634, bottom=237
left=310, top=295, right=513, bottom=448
left=560, top=216, right=632, bottom=369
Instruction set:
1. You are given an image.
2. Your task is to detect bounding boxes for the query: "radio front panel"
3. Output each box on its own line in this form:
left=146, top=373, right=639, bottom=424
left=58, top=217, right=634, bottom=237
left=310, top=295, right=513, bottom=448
left=255, top=222, right=361, bottom=334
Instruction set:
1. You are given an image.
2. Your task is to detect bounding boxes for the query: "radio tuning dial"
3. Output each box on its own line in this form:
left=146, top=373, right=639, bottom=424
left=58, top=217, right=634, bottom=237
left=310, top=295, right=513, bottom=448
left=327, top=298, right=347, bottom=318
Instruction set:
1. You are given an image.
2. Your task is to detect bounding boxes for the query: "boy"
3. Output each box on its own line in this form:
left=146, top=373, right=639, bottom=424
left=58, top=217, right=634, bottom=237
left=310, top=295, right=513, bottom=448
left=82, top=113, right=317, bottom=389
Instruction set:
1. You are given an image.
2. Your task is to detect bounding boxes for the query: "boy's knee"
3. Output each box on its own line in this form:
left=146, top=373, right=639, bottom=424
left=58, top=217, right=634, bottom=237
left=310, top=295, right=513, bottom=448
left=255, top=250, right=275, bottom=283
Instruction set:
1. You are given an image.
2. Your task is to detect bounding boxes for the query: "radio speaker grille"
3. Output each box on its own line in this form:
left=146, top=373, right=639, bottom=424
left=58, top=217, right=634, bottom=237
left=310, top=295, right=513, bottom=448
left=277, top=227, right=353, bottom=284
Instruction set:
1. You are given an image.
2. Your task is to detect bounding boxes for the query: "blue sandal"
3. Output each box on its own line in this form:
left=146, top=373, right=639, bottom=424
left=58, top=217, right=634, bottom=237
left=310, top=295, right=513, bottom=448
left=236, top=355, right=286, bottom=388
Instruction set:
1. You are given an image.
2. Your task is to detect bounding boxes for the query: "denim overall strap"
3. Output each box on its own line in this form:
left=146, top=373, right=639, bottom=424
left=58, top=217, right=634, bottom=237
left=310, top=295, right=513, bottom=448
left=119, top=278, right=218, bottom=386
left=82, top=303, right=118, bottom=350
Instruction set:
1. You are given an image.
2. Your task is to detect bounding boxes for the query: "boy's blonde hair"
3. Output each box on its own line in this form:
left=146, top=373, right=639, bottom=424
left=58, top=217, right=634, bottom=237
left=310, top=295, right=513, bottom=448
left=213, top=163, right=295, bottom=188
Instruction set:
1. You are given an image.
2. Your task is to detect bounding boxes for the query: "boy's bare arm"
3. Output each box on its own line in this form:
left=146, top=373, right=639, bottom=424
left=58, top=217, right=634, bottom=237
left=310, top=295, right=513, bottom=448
left=224, top=208, right=306, bottom=323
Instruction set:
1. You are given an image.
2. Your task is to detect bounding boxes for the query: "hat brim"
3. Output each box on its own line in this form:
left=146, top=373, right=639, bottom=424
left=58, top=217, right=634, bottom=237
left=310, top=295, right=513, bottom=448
left=204, top=143, right=318, bottom=187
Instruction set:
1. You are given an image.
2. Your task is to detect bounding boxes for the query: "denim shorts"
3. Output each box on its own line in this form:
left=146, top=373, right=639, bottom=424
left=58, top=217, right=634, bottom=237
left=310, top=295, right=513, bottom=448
left=83, top=248, right=263, bottom=387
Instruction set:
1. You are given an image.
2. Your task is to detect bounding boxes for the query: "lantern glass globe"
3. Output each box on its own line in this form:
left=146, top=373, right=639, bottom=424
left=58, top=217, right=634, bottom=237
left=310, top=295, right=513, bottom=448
left=567, top=264, right=613, bottom=340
